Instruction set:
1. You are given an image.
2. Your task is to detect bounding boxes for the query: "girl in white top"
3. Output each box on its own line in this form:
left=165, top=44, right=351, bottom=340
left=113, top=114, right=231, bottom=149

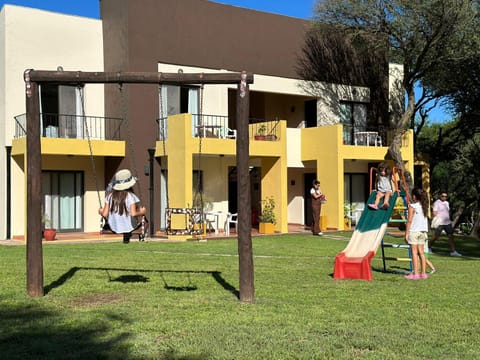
left=368, top=162, right=393, bottom=210
left=99, top=169, right=146, bottom=243
left=404, top=188, right=429, bottom=280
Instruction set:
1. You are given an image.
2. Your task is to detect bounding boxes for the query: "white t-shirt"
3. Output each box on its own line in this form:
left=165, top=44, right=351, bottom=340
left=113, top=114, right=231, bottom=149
left=433, top=199, right=451, bottom=226
left=377, top=176, right=392, bottom=193
left=106, top=192, right=140, bottom=233
left=409, top=202, right=428, bottom=232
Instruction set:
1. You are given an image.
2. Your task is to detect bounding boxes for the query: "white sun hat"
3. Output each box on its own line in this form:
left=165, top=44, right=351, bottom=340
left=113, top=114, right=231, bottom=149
left=112, top=169, right=137, bottom=191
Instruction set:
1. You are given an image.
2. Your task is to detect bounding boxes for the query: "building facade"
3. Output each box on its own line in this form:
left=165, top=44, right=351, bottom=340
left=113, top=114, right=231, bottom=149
left=3, top=0, right=414, bottom=240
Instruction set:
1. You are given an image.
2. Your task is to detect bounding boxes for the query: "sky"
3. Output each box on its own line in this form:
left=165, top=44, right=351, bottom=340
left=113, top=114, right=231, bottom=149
left=0, top=0, right=450, bottom=122
left=0, top=0, right=317, bottom=20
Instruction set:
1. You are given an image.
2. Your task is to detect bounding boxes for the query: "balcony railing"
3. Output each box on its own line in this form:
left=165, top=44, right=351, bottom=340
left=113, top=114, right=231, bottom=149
left=343, top=125, right=387, bottom=146
left=157, top=114, right=236, bottom=141
left=156, top=114, right=280, bottom=141
left=249, top=118, right=280, bottom=141
left=14, top=113, right=124, bottom=140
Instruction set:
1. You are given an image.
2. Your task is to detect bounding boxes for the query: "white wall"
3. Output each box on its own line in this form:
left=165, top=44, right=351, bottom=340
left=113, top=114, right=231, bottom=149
left=1, top=5, right=104, bottom=238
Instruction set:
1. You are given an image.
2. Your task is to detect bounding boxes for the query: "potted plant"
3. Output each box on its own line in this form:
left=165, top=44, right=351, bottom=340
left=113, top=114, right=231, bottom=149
left=42, top=213, right=57, bottom=241
left=344, top=203, right=353, bottom=230
left=258, top=196, right=276, bottom=234
left=254, top=124, right=267, bottom=140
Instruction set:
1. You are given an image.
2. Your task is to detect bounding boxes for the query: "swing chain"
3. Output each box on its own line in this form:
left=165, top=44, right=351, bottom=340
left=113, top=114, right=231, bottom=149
left=78, top=85, right=105, bottom=232
left=159, top=84, right=169, bottom=208
left=193, top=84, right=205, bottom=222
left=119, top=83, right=142, bottom=201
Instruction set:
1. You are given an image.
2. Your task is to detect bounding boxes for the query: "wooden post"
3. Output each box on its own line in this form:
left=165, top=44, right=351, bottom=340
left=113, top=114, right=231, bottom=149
left=25, top=70, right=44, bottom=297
left=236, top=72, right=254, bottom=303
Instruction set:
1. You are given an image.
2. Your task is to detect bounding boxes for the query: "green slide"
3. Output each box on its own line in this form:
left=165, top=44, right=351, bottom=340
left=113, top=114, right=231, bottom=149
left=333, top=191, right=399, bottom=280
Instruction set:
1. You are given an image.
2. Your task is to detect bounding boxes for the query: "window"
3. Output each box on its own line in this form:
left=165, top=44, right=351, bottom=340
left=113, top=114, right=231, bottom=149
left=40, top=84, right=84, bottom=138
left=42, top=171, right=83, bottom=232
left=340, top=102, right=367, bottom=145
left=159, top=85, right=200, bottom=136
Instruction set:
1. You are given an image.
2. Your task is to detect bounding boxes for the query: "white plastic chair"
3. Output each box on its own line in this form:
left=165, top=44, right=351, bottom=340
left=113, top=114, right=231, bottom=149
left=222, top=127, right=237, bottom=139
left=224, top=212, right=238, bottom=236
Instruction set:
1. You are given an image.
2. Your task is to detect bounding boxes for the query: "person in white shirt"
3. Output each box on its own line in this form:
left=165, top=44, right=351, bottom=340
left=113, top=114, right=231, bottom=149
left=310, top=179, right=324, bottom=236
left=404, top=188, right=430, bottom=280
left=99, top=169, right=146, bottom=243
left=428, top=192, right=461, bottom=257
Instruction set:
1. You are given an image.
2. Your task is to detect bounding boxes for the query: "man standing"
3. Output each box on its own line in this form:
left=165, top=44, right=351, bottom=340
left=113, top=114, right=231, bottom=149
left=429, top=193, right=462, bottom=257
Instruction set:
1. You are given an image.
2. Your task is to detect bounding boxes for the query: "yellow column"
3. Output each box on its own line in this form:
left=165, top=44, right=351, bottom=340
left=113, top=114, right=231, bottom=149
left=259, top=120, right=288, bottom=233
left=166, top=114, right=194, bottom=238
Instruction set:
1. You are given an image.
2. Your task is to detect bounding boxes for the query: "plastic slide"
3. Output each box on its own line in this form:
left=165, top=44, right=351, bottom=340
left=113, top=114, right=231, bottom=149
left=333, top=191, right=399, bottom=280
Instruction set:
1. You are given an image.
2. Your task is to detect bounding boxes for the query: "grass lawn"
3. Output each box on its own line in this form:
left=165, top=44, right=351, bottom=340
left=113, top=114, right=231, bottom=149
left=1, top=232, right=479, bottom=359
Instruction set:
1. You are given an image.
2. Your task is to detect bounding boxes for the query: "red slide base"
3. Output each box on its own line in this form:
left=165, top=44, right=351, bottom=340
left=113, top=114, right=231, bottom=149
left=333, top=251, right=375, bottom=280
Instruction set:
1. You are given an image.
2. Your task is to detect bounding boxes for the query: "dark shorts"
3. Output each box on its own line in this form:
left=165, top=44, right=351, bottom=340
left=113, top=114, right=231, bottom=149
left=434, top=224, right=453, bottom=237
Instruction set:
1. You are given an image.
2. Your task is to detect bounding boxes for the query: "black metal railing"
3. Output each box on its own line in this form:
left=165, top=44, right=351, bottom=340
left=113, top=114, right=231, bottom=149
left=14, top=113, right=124, bottom=140
left=342, top=124, right=386, bottom=146
left=157, top=114, right=236, bottom=140
left=250, top=118, right=280, bottom=141
left=156, top=114, right=281, bottom=141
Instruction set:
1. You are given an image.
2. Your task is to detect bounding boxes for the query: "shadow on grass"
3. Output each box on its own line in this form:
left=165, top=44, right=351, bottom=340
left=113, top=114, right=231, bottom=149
left=0, top=306, right=132, bottom=359
left=429, top=234, right=480, bottom=258
left=45, top=267, right=239, bottom=299
left=372, top=266, right=410, bottom=275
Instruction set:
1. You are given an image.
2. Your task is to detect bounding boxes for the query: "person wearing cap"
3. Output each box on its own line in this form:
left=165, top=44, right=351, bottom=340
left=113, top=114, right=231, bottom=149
left=99, top=169, right=146, bottom=243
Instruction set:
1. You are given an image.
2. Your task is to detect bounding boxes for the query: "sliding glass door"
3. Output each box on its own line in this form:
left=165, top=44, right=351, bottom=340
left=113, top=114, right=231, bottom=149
left=42, top=171, right=83, bottom=232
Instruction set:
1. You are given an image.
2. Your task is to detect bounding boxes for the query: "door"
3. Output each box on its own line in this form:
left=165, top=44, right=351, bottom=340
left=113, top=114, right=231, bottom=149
left=304, top=173, right=317, bottom=226
left=42, top=171, right=83, bottom=232
left=344, top=173, right=368, bottom=224
left=304, top=99, right=317, bottom=128
left=40, top=85, right=84, bottom=138
left=159, top=85, right=200, bottom=136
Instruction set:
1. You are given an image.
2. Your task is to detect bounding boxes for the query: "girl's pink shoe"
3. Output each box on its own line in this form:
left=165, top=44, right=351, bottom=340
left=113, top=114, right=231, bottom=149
left=419, top=274, right=428, bottom=279
left=368, top=204, right=378, bottom=210
left=404, top=273, right=420, bottom=280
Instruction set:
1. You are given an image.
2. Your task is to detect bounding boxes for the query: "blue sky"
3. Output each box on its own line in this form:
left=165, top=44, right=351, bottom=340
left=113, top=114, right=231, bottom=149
left=0, top=0, right=316, bottom=20
left=0, top=0, right=450, bottom=122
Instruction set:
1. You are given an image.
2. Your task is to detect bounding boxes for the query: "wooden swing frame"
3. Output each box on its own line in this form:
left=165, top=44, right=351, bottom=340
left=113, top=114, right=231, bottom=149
left=24, top=69, right=255, bottom=302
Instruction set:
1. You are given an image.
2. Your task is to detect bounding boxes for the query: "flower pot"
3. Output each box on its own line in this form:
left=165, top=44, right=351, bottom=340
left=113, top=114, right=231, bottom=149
left=259, top=222, right=275, bottom=234
left=254, top=135, right=266, bottom=140
left=43, top=228, right=57, bottom=241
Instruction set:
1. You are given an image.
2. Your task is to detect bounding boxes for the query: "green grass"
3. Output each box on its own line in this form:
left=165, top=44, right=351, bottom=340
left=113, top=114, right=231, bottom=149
left=1, top=232, right=479, bottom=359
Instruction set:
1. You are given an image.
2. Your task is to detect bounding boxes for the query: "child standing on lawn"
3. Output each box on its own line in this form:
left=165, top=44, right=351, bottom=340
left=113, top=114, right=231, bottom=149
left=404, top=188, right=429, bottom=280
left=368, top=162, right=393, bottom=210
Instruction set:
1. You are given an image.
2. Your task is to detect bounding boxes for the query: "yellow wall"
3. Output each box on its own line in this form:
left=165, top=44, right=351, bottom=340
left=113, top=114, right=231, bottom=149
left=302, top=125, right=415, bottom=230
left=156, top=114, right=289, bottom=234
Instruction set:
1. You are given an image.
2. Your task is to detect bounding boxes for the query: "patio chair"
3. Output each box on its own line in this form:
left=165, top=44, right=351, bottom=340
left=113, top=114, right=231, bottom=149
left=224, top=212, right=238, bottom=236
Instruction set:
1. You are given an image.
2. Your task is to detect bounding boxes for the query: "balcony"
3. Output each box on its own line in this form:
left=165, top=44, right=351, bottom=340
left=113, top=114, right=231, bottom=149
left=12, top=113, right=126, bottom=157
left=342, top=125, right=386, bottom=147
left=14, top=113, right=124, bottom=140
left=156, top=114, right=280, bottom=141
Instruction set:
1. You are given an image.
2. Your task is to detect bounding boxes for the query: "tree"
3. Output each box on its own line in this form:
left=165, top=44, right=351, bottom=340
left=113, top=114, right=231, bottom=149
left=417, top=119, right=480, bottom=238
left=300, top=0, right=479, bottom=188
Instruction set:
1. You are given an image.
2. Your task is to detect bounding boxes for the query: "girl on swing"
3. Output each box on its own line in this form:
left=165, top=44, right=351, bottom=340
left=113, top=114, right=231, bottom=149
left=99, top=169, right=146, bottom=243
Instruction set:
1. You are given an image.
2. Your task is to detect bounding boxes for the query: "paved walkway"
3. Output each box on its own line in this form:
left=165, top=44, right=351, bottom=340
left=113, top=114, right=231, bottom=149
left=0, top=224, right=324, bottom=246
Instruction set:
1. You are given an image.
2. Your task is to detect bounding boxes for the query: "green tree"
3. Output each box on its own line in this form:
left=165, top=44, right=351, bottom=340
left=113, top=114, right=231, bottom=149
left=300, top=0, right=479, bottom=188
left=417, top=119, right=480, bottom=237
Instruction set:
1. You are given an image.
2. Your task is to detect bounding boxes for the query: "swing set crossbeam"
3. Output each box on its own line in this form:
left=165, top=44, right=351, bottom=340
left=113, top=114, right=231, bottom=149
left=27, top=70, right=254, bottom=85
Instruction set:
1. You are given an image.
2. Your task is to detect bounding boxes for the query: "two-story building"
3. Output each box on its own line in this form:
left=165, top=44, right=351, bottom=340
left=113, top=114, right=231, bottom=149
left=2, top=0, right=413, bottom=240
